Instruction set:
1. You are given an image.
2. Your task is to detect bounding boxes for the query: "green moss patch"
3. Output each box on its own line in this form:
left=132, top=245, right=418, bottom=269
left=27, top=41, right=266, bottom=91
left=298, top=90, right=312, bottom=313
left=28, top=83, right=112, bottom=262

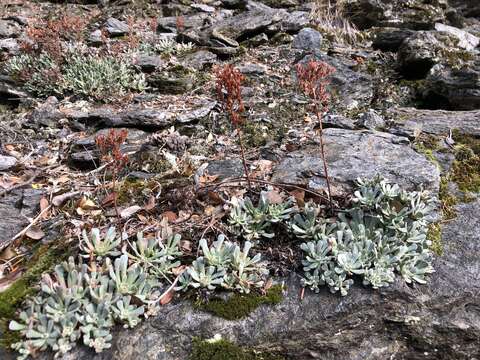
left=450, top=131, right=480, bottom=194
left=427, top=223, right=443, bottom=256
left=413, top=134, right=441, bottom=168
left=190, top=338, right=285, bottom=360
left=195, top=285, right=283, bottom=321
left=439, top=176, right=457, bottom=220
left=0, top=242, right=70, bottom=349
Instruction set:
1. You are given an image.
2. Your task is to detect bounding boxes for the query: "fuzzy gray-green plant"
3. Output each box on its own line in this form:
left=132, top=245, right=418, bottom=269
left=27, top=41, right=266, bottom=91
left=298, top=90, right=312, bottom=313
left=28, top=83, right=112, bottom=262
left=9, top=229, right=184, bottom=359
left=176, top=235, right=269, bottom=294
left=298, top=177, right=435, bottom=296
left=229, top=193, right=295, bottom=241
left=3, top=48, right=146, bottom=100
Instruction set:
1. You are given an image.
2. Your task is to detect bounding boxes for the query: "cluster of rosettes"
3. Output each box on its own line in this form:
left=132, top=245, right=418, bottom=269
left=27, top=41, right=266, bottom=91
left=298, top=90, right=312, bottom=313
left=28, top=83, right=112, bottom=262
left=228, top=177, right=436, bottom=296
left=9, top=225, right=269, bottom=360
left=4, top=45, right=146, bottom=99
left=176, top=236, right=268, bottom=294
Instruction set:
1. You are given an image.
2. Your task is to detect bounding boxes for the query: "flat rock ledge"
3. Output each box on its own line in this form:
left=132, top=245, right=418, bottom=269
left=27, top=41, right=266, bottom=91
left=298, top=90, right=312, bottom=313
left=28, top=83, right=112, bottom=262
left=13, top=200, right=475, bottom=360
left=272, top=128, right=440, bottom=197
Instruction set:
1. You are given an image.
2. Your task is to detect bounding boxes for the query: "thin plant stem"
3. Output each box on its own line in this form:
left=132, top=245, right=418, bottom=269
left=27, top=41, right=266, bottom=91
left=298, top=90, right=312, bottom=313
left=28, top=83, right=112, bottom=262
left=313, top=102, right=333, bottom=212
left=236, top=126, right=252, bottom=192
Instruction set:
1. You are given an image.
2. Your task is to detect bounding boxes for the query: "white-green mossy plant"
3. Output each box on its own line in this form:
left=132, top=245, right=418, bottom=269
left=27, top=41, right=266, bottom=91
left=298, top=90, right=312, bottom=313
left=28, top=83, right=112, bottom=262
left=176, top=235, right=269, bottom=294
left=9, top=228, right=270, bottom=359
left=3, top=46, right=146, bottom=100
left=228, top=193, right=296, bottom=241
left=8, top=228, right=184, bottom=359
left=138, top=37, right=195, bottom=56
left=298, top=177, right=435, bottom=296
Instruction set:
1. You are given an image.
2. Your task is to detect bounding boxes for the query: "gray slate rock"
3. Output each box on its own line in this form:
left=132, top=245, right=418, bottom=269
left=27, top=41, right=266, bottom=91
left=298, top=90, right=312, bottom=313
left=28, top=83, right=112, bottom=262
left=31, top=200, right=480, bottom=359
left=69, top=128, right=148, bottom=169
left=0, top=155, right=17, bottom=171
left=180, top=50, right=217, bottom=70
left=356, top=109, right=385, bottom=130
left=205, top=6, right=286, bottom=45
left=135, top=55, right=165, bottom=73
left=424, top=62, right=480, bottom=110
left=344, top=0, right=448, bottom=30
left=292, top=27, right=322, bottom=52
left=88, top=30, right=104, bottom=45
left=0, top=38, right=19, bottom=55
left=271, top=128, right=440, bottom=196
left=0, top=188, right=43, bottom=250
left=105, top=18, right=129, bottom=37
left=66, top=102, right=216, bottom=130
left=372, top=28, right=416, bottom=52
left=397, top=31, right=448, bottom=79
left=435, top=22, right=480, bottom=51
left=388, top=107, right=480, bottom=138
left=0, top=20, right=21, bottom=38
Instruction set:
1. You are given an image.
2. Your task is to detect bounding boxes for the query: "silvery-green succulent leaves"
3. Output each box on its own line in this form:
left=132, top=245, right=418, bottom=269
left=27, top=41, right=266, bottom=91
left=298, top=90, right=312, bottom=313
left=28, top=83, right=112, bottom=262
left=80, top=227, right=122, bottom=260
left=108, top=255, right=147, bottom=296
left=290, top=203, right=336, bottom=241
left=176, top=236, right=269, bottom=294
left=199, top=235, right=234, bottom=269
left=10, top=228, right=186, bottom=359
left=111, top=296, right=145, bottom=328
left=229, top=194, right=295, bottom=240
left=185, top=258, right=226, bottom=290
left=300, top=177, right=435, bottom=296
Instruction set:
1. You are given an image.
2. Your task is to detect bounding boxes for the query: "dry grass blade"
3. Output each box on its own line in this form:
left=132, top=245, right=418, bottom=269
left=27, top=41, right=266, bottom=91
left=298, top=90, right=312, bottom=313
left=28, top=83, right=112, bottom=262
left=310, top=0, right=361, bottom=46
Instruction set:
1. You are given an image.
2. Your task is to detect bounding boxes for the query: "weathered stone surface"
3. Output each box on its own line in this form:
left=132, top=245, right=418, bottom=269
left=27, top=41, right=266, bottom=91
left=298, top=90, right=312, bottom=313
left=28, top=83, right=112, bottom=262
left=0, top=20, right=21, bottom=38
left=134, top=55, right=165, bottom=73
left=424, top=62, right=480, bottom=110
left=180, top=50, right=217, bottom=70
left=0, top=38, right=19, bottom=55
left=271, top=129, right=440, bottom=196
left=104, top=18, right=129, bottom=37
left=356, top=109, right=385, bottom=130
left=28, top=200, right=480, bottom=360
left=292, top=28, right=322, bottom=52
left=25, top=97, right=63, bottom=128
left=87, top=29, right=104, bottom=45
left=65, top=102, right=216, bottom=130
left=0, top=155, right=17, bottom=171
left=204, top=159, right=244, bottom=180
left=0, top=188, right=43, bottom=251
left=388, top=107, right=480, bottom=138
left=156, top=14, right=210, bottom=33
left=278, top=10, right=310, bottom=33
left=0, top=76, right=28, bottom=101
left=205, top=6, right=286, bottom=44
left=435, top=22, right=480, bottom=50
left=344, top=0, right=448, bottom=30
left=372, top=28, right=416, bottom=52
left=397, top=31, right=452, bottom=79
left=69, top=128, right=148, bottom=169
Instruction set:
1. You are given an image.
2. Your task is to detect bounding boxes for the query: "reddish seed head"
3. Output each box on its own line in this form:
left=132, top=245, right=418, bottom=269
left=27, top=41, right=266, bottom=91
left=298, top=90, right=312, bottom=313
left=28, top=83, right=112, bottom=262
left=296, top=60, right=335, bottom=107
left=95, top=129, right=129, bottom=172
left=214, top=64, right=245, bottom=126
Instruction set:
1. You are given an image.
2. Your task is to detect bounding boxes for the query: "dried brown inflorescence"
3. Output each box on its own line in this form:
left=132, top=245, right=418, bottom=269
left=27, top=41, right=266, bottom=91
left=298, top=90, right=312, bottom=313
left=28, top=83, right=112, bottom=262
left=96, top=129, right=129, bottom=218
left=295, top=59, right=336, bottom=211
left=95, top=129, right=129, bottom=174
left=214, top=64, right=252, bottom=191
left=22, top=15, right=86, bottom=60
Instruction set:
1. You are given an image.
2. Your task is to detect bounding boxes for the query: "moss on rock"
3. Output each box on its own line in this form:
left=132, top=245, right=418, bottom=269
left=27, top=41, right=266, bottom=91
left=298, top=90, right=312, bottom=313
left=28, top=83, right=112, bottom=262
left=195, top=285, right=283, bottom=320
left=427, top=223, right=443, bottom=256
left=190, top=338, right=285, bottom=360
left=450, top=131, right=480, bottom=194
left=0, top=242, right=70, bottom=349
